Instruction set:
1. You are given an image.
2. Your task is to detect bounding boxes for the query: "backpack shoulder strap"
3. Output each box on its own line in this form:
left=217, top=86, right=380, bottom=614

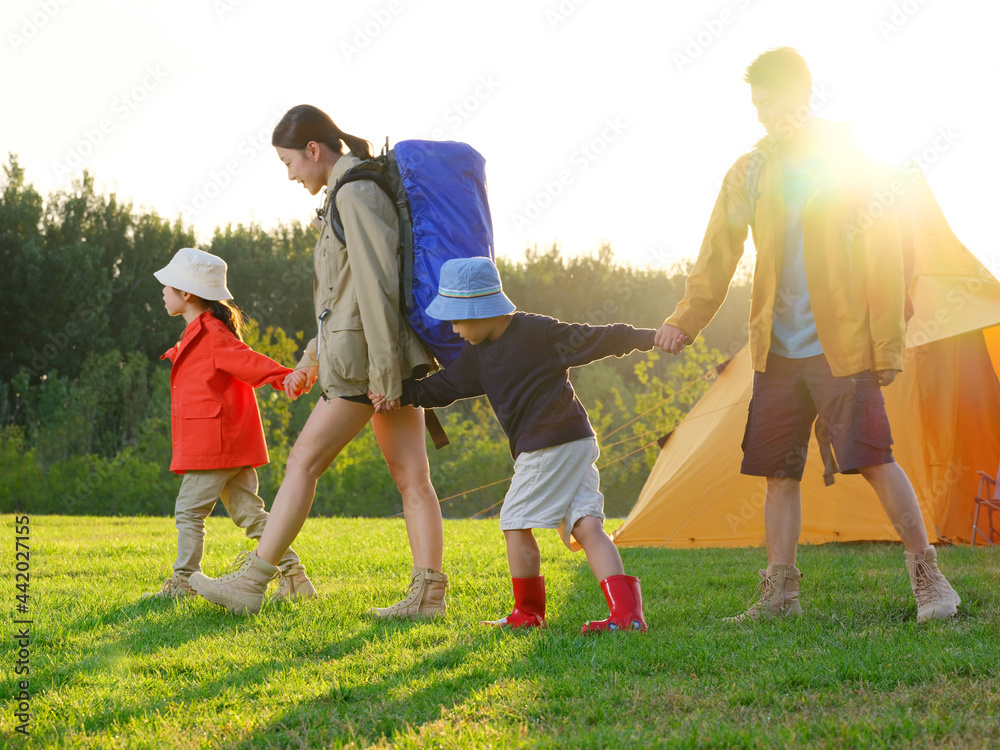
left=323, top=151, right=416, bottom=309
left=324, top=167, right=394, bottom=246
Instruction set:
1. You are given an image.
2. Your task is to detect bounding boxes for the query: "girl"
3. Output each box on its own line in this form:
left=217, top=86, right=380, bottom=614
left=145, top=247, right=315, bottom=604
left=190, top=106, right=447, bottom=618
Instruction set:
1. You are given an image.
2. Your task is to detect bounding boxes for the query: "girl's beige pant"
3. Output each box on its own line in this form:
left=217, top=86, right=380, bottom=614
left=172, top=466, right=300, bottom=576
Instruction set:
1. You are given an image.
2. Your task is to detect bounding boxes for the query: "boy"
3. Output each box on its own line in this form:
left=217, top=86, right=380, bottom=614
left=370, top=257, right=653, bottom=633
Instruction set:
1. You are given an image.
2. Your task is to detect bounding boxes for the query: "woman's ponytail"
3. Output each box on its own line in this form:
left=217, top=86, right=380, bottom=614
left=336, top=131, right=373, bottom=159
left=272, top=104, right=373, bottom=159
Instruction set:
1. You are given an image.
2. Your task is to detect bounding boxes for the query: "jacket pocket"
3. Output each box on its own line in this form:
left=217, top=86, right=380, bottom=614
left=182, top=401, right=223, bottom=456
left=851, top=377, right=893, bottom=448
left=321, top=325, right=368, bottom=384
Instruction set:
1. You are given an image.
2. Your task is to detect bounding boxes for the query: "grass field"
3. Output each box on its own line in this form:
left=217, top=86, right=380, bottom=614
left=2, top=515, right=999, bottom=749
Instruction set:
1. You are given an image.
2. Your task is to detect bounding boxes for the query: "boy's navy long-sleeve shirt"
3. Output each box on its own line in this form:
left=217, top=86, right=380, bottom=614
left=400, top=312, right=656, bottom=458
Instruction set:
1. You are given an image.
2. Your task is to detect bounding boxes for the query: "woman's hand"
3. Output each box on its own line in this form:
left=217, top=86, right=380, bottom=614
left=285, top=367, right=319, bottom=400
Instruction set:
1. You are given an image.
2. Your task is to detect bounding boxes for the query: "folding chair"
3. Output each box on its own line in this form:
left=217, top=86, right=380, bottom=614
left=972, top=462, right=1000, bottom=547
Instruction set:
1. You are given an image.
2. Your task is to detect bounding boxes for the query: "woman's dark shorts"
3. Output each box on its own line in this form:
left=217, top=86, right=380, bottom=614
left=336, top=364, right=433, bottom=406
left=740, top=352, right=894, bottom=481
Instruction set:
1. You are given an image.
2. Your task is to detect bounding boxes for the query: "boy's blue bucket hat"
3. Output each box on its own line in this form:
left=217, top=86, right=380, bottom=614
left=426, top=257, right=516, bottom=321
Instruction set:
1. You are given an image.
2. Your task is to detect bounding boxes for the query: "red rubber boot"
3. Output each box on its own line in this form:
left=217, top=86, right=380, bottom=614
left=581, top=575, right=648, bottom=634
left=482, top=575, right=546, bottom=628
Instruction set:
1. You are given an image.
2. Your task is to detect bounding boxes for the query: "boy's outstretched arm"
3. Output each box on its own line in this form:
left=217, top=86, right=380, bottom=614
left=368, top=352, right=484, bottom=413
left=549, top=320, right=657, bottom=369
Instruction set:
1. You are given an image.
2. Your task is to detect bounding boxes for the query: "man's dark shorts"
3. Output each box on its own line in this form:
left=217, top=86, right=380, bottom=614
left=740, top=352, right=894, bottom=481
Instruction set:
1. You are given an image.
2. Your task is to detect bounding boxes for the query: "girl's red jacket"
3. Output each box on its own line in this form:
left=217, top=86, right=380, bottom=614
left=161, top=312, right=292, bottom=473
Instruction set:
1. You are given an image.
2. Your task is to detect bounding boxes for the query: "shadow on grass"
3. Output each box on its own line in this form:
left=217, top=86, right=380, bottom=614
left=29, top=594, right=389, bottom=739
left=217, top=633, right=501, bottom=749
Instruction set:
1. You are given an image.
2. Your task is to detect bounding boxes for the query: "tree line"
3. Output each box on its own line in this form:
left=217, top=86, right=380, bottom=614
left=0, top=155, right=752, bottom=518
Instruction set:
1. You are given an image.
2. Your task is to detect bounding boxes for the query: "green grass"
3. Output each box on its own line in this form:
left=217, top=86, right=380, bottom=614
left=2, top=515, right=999, bottom=749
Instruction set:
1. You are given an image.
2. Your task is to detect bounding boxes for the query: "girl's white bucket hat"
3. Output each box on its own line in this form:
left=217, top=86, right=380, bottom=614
left=154, top=248, right=233, bottom=301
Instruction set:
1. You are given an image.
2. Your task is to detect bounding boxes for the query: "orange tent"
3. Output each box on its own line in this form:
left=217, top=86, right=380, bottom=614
left=613, top=174, right=1000, bottom=549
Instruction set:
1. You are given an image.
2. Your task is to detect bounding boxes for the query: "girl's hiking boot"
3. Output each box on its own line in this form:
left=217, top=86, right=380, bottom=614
left=189, top=549, right=276, bottom=615
left=142, top=572, right=194, bottom=599
left=273, top=563, right=317, bottom=603
left=482, top=575, right=546, bottom=628
left=905, top=546, right=960, bottom=623
left=723, top=563, right=802, bottom=622
left=581, top=574, right=647, bottom=633
left=368, top=566, right=448, bottom=619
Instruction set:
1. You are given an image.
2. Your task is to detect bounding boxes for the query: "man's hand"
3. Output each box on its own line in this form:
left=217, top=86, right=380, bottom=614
left=875, top=369, right=900, bottom=387
left=285, top=366, right=318, bottom=399
left=655, top=323, right=692, bottom=355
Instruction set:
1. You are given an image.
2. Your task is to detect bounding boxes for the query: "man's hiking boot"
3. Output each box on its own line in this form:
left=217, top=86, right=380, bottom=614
left=142, top=572, right=195, bottom=600
left=723, top=563, right=802, bottom=622
left=905, top=546, right=960, bottom=623
left=482, top=575, right=546, bottom=628
left=189, top=549, right=276, bottom=615
left=368, top=566, right=448, bottom=619
left=273, top=563, right=317, bottom=603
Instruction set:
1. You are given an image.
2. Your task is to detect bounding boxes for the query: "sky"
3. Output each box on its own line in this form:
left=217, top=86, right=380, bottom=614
left=3, top=0, right=998, bottom=273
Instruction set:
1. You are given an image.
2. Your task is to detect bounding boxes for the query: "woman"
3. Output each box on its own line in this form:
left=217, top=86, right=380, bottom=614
left=190, top=105, right=447, bottom=618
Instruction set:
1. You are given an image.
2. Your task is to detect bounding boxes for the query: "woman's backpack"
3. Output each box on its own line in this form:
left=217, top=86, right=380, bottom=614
left=324, top=139, right=495, bottom=366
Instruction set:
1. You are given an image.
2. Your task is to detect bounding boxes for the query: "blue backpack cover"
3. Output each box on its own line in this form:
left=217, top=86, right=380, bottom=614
left=327, top=140, right=495, bottom=366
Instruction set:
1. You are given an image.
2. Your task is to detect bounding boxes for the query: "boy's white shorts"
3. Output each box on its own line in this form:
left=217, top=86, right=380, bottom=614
left=499, top=436, right=605, bottom=549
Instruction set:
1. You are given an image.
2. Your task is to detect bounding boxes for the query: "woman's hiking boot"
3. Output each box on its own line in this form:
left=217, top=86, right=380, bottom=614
left=142, top=572, right=195, bottom=599
left=189, top=549, right=276, bottom=615
left=905, top=546, right=960, bottom=623
left=723, top=563, right=802, bottom=622
left=368, top=566, right=448, bottom=619
left=581, top=574, right=648, bottom=633
left=273, top=563, right=317, bottom=603
left=482, top=575, right=546, bottom=628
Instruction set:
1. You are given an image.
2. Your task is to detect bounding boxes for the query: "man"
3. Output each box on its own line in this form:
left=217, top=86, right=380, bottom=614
left=656, top=47, right=960, bottom=623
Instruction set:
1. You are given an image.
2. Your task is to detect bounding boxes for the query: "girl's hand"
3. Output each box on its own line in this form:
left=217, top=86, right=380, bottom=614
left=285, top=367, right=318, bottom=399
